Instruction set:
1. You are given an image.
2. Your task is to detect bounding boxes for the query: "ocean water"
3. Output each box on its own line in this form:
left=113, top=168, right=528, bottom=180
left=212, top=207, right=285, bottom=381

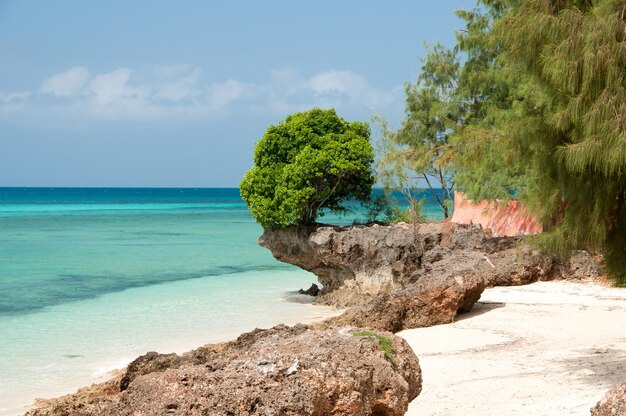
left=0, top=188, right=446, bottom=415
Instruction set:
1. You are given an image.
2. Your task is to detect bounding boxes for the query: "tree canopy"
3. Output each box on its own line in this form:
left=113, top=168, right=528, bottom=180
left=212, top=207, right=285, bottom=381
left=240, top=108, right=375, bottom=229
left=391, top=0, right=626, bottom=281
left=488, top=0, right=626, bottom=282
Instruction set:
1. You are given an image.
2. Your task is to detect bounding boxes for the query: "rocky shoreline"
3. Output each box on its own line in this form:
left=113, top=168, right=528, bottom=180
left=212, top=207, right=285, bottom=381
left=27, top=222, right=620, bottom=416
left=261, top=222, right=599, bottom=332
left=27, top=325, right=421, bottom=416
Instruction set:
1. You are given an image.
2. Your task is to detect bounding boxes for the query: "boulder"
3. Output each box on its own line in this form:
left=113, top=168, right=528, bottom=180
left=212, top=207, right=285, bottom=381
left=26, top=325, right=422, bottom=416
left=119, top=351, right=185, bottom=391
left=260, top=222, right=485, bottom=308
left=298, top=283, right=320, bottom=296
left=591, top=380, right=626, bottom=416
left=259, top=223, right=422, bottom=307
left=318, top=254, right=488, bottom=332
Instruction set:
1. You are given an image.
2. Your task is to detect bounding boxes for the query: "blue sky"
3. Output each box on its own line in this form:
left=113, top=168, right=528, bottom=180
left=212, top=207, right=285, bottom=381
left=0, top=0, right=475, bottom=187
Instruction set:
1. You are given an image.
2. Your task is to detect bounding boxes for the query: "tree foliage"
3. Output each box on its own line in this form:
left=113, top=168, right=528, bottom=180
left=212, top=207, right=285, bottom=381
left=375, top=117, right=433, bottom=225
left=376, top=45, right=458, bottom=218
left=452, top=0, right=626, bottom=281
left=392, top=0, right=626, bottom=281
left=489, top=0, right=626, bottom=281
left=450, top=2, right=532, bottom=200
left=240, top=108, right=375, bottom=229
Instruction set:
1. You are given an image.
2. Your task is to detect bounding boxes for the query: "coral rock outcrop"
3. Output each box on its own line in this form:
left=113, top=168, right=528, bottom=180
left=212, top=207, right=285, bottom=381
left=27, top=325, right=421, bottom=416
left=261, top=222, right=601, bottom=331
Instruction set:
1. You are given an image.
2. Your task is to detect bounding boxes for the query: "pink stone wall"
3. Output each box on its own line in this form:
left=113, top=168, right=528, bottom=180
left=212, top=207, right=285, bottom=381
left=450, top=191, right=543, bottom=237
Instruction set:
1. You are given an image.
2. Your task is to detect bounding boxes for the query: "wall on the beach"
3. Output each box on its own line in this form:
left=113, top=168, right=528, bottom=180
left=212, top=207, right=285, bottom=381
left=450, top=192, right=543, bottom=237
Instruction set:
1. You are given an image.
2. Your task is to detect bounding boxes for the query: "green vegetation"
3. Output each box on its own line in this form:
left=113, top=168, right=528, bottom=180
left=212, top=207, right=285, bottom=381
left=240, top=108, right=375, bottom=229
left=387, top=205, right=419, bottom=224
left=241, top=1, right=625, bottom=281
left=374, top=43, right=457, bottom=219
left=389, top=0, right=626, bottom=283
left=352, top=330, right=396, bottom=364
left=489, top=0, right=626, bottom=284
left=361, top=193, right=423, bottom=225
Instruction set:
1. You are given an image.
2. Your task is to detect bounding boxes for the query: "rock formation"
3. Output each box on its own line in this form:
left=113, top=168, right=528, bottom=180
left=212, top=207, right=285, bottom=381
left=28, top=221, right=605, bottom=415
left=261, top=222, right=602, bottom=332
left=316, top=265, right=485, bottom=332
left=591, top=380, right=626, bottom=416
left=260, top=222, right=446, bottom=308
left=27, top=324, right=421, bottom=416
left=261, top=222, right=598, bottom=306
left=298, top=283, right=320, bottom=296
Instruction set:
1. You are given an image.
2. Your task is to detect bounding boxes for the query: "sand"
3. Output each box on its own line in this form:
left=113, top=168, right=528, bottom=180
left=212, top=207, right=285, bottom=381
left=400, top=280, right=626, bottom=416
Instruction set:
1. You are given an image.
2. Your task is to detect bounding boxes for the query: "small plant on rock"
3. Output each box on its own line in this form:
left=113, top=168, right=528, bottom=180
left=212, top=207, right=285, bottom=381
left=352, top=330, right=396, bottom=364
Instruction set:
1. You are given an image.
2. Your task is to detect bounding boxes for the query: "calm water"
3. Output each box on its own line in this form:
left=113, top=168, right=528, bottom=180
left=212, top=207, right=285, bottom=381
left=0, top=188, right=446, bottom=415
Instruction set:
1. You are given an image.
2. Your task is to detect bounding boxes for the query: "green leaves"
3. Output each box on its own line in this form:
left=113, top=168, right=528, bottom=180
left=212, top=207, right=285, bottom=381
left=375, top=43, right=458, bottom=219
left=384, top=0, right=625, bottom=281
left=488, top=0, right=626, bottom=281
left=448, top=0, right=626, bottom=282
left=240, top=108, right=375, bottom=229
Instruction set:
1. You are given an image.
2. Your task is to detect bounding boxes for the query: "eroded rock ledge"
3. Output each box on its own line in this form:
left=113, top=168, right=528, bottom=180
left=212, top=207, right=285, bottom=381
left=27, top=325, right=421, bottom=416
left=261, top=222, right=601, bottom=332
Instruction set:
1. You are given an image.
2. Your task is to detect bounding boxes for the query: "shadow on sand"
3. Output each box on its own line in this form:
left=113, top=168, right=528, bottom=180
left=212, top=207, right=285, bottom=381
left=558, top=347, right=626, bottom=388
left=455, top=301, right=506, bottom=322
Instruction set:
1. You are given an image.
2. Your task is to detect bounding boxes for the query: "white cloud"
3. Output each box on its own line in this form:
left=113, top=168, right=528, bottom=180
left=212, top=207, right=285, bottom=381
left=39, top=66, right=90, bottom=97
left=208, top=79, right=251, bottom=110
left=80, top=66, right=204, bottom=120
left=152, top=67, right=201, bottom=102
left=89, top=68, right=136, bottom=104
left=2, top=65, right=403, bottom=122
left=309, top=70, right=369, bottom=95
left=308, top=69, right=401, bottom=110
left=269, top=67, right=307, bottom=95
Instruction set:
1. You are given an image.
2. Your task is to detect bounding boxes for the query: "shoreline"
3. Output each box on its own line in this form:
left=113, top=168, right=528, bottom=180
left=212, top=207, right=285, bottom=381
left=17, top=280, right=625, bottom=415
left=2, top=285, right=341, bottom=416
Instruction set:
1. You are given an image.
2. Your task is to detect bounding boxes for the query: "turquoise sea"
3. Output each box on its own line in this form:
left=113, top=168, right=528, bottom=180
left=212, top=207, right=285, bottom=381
left=0, top=188, right=445, bottom=415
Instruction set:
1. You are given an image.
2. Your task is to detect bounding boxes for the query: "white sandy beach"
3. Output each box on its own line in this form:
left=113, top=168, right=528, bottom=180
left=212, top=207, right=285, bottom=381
left=401, top=280, right=626, bottom=415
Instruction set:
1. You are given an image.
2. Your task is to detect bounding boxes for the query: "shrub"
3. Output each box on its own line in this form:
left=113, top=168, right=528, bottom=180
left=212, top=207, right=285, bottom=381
left=240, top=108, right=375, bottom=229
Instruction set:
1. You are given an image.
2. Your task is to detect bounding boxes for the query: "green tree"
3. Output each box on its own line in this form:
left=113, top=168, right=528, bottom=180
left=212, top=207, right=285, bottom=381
left=376, top=44, right=459, bottom=219
left=450, top=1, right=531, bottom=200
left=449, top=0, right=626, bottom=282
left=375, top=116, right=431, bottom=225
left=391, top=0, right=626, bottom=281
left=240, top=108, right=375, bottom=229
left=489, top=0, right=626, bottom=281
left=375, top=4, right=517, bottom=219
